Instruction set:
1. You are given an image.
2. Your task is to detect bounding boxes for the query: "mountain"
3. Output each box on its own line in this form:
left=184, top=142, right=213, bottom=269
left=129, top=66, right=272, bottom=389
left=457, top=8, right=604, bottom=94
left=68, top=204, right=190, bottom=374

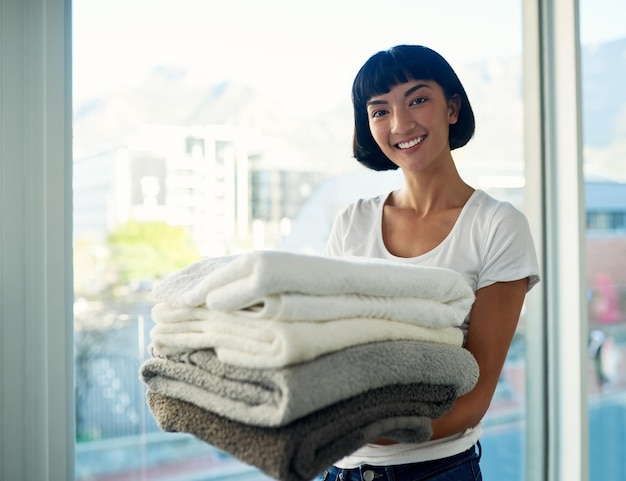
left=73, top=66, right=354, bottom=173
left=73, top=37, right=626, bottom=173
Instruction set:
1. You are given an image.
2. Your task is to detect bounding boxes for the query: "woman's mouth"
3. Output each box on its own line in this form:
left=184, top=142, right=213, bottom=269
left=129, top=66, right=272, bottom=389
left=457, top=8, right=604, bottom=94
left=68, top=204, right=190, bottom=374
left=396, top=135, right=426, bottom=150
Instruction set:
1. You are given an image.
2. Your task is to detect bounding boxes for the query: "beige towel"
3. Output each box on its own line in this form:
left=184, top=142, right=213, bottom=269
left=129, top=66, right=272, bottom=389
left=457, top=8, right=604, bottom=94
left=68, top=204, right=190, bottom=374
left=147, top=382, right=453, bottom=481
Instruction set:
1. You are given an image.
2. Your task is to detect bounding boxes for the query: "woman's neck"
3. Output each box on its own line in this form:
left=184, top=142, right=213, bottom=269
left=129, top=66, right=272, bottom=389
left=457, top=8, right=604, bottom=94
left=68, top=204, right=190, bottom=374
left=392, top=163, right=473, bottom=216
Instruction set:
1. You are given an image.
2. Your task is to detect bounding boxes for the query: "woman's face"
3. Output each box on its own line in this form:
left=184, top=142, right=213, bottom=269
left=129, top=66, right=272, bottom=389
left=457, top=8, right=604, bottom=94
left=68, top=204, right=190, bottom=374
left=366, top=79, right=460, bottom=172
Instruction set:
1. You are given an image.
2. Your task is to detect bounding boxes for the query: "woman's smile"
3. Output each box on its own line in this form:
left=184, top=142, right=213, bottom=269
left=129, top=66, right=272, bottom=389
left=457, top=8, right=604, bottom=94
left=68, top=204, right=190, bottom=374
left=396, top=135, right=427, bottom=150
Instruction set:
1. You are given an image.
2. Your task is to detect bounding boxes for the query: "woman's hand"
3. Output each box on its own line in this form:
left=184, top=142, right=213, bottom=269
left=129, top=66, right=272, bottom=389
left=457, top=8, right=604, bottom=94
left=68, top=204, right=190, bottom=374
left=429, top=277, right=529, bottom=439
left=371, top=277, right=529, bottom=445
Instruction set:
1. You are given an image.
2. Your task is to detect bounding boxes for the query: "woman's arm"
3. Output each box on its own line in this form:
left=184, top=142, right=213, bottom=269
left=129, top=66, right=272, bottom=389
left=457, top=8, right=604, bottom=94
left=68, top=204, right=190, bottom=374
left=429, top=277, right=529, bottom=439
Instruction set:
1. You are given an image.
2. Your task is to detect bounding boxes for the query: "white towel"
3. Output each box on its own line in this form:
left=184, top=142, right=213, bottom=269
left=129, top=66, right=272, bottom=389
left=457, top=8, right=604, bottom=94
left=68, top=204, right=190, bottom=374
left=152, top=251, right=475, bottom=316
left=238, top=294, right=468, bottom=326
left=149, top=308, right=463, bottom=368
left=151, top=293, right=466, bottom=328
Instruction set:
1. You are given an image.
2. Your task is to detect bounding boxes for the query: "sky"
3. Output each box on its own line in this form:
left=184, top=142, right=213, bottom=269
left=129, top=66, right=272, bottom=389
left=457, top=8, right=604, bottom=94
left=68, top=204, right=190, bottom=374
left=72, top=0, right=523, bottom=104
left=72, top=0, right=625, bottom=110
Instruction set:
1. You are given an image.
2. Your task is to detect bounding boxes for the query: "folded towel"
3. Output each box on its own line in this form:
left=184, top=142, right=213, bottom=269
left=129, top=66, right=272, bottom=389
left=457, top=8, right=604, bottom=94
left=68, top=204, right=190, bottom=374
left=152, top=251, right=475, bottom=315
left=149, top=309, right=463, bottom=367
left=141, top=340, right=478, bottom=427
left=147, top=383, right=452, bottom=481
left=152, top=292, right=468, bottom=328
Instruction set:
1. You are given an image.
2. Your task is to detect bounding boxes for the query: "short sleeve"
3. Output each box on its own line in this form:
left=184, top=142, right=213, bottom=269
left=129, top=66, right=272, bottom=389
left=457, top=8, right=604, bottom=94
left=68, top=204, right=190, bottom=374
left=478, top=203, right=540, bottom=292
left=324, top=211, right=346, bottom=257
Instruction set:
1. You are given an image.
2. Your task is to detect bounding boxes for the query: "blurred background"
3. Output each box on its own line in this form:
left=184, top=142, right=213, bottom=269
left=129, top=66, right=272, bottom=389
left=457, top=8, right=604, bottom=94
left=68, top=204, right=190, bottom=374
left=71, top=1, right=626, bottom=480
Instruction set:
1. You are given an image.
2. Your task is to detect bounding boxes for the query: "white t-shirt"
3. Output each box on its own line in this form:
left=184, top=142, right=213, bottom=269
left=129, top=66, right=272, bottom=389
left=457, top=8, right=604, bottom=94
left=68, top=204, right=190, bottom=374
left=324, top=189, right=540, bottom=467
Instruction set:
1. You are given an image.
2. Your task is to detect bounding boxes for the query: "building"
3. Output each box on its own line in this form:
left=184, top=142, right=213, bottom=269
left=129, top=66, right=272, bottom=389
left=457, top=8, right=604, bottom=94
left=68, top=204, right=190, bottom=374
left=74, top=124, right=324, bottom=257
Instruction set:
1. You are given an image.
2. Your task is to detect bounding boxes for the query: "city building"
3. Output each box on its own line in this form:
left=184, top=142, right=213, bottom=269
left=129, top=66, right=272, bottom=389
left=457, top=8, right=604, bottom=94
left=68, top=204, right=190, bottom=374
left=74, top=123, right=324, bottom=257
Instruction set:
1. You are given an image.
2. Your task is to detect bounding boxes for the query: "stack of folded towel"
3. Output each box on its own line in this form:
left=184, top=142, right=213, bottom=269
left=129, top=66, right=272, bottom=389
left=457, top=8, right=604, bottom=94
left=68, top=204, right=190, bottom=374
left=140, top=250, right=479, bottom=481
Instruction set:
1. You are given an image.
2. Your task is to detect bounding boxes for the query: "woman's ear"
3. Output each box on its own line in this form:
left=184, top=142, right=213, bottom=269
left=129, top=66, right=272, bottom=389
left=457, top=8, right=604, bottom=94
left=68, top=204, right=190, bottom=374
left=448, top=94, right=461, bottom=125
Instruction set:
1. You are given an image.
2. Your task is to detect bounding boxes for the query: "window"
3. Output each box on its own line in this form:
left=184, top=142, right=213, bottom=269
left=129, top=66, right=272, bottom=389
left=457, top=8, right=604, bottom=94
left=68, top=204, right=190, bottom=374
left=580, top=1, right=626, bottom=479
left=72, top=1, right=531, bottom=479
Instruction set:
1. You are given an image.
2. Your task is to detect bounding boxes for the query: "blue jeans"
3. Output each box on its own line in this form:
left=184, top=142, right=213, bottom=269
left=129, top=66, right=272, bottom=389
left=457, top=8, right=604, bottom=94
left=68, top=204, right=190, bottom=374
left=314, top=442, right=482, bottom=481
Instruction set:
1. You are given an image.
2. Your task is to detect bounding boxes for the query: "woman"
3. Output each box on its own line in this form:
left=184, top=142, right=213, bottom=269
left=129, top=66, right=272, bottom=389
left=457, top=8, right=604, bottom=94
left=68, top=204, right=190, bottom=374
left=320, top=45, right=540, bottom=480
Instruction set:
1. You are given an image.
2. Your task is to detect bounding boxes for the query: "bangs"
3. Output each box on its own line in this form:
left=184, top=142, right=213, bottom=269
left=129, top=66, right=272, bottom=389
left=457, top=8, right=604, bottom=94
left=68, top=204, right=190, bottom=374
left=352, top=48, right=439, bottom=107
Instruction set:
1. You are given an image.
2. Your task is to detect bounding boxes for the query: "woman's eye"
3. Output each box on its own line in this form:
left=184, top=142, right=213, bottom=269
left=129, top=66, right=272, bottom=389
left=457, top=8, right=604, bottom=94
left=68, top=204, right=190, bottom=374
left=370, top=109, right=387, bottom=118
left=410, top=97, right=427, bottom=106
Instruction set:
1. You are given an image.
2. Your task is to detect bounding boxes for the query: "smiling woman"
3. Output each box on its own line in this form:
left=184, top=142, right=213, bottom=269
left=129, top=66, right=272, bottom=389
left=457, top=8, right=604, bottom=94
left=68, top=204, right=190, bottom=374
left=319, top=45, right=539, bottom=481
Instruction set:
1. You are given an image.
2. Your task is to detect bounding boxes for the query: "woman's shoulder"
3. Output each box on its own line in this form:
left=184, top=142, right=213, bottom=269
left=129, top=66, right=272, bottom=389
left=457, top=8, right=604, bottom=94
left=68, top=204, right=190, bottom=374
left=460, top=190, right=534, bottom=244
left=325, top=193, right=389, bottom=256
left=470, top=189, right=527, bottom=219
left=336, top=192, right=389, bottom=219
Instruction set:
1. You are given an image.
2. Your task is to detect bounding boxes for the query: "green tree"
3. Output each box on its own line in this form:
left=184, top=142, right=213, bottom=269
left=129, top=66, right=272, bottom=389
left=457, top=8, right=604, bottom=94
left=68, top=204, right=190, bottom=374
left=107, top=220, right=200, bottom=283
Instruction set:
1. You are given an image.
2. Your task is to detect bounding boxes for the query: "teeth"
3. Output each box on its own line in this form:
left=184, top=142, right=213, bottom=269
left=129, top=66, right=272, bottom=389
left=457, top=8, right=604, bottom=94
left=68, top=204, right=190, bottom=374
left=397, top=136, right=424, bottom=149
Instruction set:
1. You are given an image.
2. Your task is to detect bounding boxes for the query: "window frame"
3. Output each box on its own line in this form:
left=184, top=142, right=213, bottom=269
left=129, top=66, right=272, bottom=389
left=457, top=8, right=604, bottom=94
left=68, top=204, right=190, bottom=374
left=0, top=0, right=74, bottom=480
left=523, top=1, right=589, bottom=480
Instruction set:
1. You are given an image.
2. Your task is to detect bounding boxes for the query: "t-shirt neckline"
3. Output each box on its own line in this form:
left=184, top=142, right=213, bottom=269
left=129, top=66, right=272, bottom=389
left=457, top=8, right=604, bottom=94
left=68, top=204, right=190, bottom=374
left=376, top=189, right=481, bottom=260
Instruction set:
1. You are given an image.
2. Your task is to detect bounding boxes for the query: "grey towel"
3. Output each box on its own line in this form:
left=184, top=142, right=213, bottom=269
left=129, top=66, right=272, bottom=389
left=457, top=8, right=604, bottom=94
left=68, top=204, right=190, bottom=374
left=140, top=340, right=479, bottom=427
left=147, top=382, right=453, bottom=481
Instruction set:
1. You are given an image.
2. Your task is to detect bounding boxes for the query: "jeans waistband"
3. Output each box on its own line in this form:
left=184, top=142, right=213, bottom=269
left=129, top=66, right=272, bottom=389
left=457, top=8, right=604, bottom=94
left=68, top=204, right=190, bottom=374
left=324, top=441, right=481, bottom=481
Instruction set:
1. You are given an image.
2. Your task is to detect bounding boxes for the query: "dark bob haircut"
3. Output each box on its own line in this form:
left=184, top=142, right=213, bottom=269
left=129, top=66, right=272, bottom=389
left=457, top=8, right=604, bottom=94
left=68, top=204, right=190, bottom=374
left=352, top=45, right=476, bottom=171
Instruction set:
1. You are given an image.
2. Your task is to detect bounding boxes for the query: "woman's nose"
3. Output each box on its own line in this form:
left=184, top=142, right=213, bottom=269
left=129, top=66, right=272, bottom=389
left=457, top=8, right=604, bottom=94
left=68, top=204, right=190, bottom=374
left=391, top=109, right=416, bottom=134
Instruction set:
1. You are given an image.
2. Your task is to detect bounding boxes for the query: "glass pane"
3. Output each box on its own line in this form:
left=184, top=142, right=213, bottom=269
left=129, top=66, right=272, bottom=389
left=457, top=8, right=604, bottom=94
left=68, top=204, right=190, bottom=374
left=580, top=2, right=626, bottom=480
left=73, top=1, right=526, bottom=479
